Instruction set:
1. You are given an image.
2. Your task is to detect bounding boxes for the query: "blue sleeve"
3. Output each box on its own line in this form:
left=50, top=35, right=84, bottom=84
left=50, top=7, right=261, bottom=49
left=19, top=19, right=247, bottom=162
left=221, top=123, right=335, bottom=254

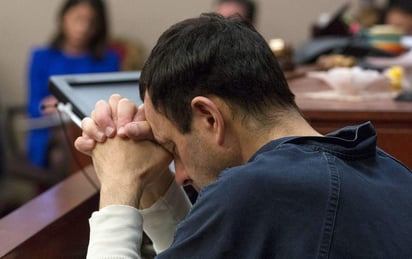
left=91, top=50, right=121, bottom=73
left=106, top=50, right=121, bottom=71
left=156, top=188, right=236, bottom=258
left=157, top=178, right=265, bottom=258
left=27, top=48, right=50, bottom=117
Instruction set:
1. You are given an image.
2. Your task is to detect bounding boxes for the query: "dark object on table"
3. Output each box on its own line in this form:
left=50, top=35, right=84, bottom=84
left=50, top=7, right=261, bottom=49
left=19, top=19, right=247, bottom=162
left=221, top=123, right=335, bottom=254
left=395, top=90, right=412, bottom=102
left=294, top=36, right=396, bottom=64
left=269, top=39, right=295, bottom=71
left=312, top=3, right=351, bottom=38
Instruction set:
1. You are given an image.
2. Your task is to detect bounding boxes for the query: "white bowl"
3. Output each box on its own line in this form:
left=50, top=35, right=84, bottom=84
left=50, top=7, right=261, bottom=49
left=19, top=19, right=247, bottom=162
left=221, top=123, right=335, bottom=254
left=307, top=67, right=387, bottom=95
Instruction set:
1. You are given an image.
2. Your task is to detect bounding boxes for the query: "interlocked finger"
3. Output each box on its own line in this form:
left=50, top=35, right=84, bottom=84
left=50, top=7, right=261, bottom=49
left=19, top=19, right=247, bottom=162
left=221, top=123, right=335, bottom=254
left=117, top=98, right=138, bottom=136
left=92, top=99, right=116, bottom=137
left=81, top=117, right=106, bottom=142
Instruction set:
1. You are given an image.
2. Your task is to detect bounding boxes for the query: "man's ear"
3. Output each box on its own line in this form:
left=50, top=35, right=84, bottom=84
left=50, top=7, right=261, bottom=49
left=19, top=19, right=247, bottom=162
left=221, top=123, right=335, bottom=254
left=191, top=96, right=225, bottom=145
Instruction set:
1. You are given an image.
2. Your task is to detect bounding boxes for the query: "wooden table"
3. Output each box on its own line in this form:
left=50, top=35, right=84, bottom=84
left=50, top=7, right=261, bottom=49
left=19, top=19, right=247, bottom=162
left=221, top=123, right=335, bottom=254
left=288, top=76, right=412, bottom=169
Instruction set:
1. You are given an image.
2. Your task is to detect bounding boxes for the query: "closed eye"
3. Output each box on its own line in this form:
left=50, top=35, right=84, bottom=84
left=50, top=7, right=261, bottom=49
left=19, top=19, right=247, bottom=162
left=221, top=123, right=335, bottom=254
left=166, top=142, right=179, bottom=159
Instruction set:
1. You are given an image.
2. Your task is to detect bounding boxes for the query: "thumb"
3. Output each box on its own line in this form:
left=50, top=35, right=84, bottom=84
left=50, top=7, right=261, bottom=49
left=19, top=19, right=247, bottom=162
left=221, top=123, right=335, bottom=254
left=123, top=121, right=154, bottom=141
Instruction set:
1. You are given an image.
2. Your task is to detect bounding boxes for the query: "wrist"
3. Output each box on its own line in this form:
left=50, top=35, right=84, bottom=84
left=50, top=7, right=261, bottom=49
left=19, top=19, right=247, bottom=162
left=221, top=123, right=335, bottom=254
left=99, top=183, right=142, bottom=209
left=139, top=168, right=175, bottom=209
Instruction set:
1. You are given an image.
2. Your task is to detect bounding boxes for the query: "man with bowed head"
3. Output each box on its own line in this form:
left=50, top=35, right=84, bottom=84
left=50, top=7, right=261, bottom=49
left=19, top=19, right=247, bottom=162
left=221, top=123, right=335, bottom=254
left=76, top=13, right=412, bottom=258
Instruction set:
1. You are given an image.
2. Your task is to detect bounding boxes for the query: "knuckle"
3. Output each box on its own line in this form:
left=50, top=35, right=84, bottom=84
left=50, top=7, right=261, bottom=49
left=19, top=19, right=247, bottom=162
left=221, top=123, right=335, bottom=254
left=95, top=99, right=107, bottom=108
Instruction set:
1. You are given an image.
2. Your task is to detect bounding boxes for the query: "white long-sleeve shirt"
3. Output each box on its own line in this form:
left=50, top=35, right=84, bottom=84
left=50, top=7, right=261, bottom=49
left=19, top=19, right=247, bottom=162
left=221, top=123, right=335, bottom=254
left=87, top=181, right=192, bottom=259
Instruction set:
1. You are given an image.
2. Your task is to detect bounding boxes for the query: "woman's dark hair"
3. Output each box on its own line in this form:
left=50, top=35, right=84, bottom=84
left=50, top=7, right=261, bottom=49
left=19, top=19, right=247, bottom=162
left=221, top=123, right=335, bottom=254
left=140, top=13, right=297, bottom=133
left=50, top=0, right=109, bottom=60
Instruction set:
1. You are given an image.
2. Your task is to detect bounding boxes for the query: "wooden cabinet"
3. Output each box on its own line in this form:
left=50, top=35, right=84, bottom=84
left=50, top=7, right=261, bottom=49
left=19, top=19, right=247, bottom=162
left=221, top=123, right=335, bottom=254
left=0, top=167, right=98, bottom=258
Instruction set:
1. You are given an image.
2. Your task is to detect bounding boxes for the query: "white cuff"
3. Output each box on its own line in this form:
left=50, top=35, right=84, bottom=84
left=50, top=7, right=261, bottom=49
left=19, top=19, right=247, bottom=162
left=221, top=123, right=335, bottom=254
left=140, top=180, right=192, bottom=253
left=88, top=205, right=142, bottom=259
left=86, top=181, right=192, bottom=258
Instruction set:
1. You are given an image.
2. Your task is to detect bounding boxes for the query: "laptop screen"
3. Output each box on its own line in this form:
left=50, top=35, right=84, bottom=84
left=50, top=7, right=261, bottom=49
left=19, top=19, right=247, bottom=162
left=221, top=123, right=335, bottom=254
left=49, top=71, right=142, bottom=123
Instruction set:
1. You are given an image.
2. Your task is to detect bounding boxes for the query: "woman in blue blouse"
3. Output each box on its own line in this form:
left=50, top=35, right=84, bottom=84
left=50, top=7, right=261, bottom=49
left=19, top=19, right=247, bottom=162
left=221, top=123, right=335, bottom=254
left=27, top=0, right=120, bottom=170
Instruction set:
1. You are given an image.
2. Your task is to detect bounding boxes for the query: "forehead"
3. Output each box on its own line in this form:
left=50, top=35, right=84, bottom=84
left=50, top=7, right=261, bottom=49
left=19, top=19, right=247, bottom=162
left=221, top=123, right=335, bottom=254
left=216, top=2, right=247, bottom=17
left=65, top=3, right=95, bottom=16
left=144, top=92, right=175, bottom=142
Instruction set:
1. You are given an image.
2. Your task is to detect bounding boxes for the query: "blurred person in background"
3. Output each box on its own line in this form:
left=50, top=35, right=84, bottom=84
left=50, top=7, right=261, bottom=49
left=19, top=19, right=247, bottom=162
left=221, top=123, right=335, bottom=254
left=27, top=0, right=119, bottom=179
left=383, top=1, right=412, bottom=35
left=215, top=0, right=257, bottom=25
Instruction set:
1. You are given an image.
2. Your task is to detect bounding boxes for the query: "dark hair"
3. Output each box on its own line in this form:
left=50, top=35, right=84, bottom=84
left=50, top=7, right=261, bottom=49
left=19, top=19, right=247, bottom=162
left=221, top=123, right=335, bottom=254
left=140, top=13, right=297, bottom=133
left=217, top=0, right=257, bottom=24
left=50, top=0, right=109, bottom=60
left=387, top=2, right=412, bottom=16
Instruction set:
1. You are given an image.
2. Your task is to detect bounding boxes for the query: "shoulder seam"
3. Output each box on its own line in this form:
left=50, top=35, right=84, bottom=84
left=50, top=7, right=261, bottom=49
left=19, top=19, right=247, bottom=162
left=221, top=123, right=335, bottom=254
left=317, top=152, right=341, bottom=258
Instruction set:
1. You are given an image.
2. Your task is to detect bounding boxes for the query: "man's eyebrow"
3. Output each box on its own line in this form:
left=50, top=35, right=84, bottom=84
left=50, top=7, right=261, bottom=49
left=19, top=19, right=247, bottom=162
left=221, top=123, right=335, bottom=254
left=152, top=137, right=165, bottom=147
left=152, top=134, right=166, bottom=146
left=157, top=139, right=174, bottom=153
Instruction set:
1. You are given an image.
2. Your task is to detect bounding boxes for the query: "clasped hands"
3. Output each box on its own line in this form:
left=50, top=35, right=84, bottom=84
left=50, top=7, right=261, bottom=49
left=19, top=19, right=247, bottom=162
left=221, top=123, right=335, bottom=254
left=75, top=94, right=174, bottom=209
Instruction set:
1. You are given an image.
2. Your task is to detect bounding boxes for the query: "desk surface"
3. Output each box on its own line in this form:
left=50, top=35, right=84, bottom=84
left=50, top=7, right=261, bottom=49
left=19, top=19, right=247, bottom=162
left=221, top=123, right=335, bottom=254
left=290, top=77, right=412, bottom=115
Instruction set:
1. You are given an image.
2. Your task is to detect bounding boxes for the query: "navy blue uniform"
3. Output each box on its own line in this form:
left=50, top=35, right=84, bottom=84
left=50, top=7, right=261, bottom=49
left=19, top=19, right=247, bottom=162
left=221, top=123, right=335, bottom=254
left=158, top=122, right=412, bottom=259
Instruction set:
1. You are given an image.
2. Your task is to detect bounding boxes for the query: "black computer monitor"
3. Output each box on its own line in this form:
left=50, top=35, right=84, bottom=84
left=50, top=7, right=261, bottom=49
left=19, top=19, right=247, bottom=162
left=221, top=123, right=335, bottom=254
left=49, top=71, right=142, bottom=125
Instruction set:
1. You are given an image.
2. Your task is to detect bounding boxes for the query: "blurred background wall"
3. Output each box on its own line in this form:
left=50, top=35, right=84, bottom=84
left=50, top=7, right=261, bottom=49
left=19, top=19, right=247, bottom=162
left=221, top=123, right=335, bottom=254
left=0, top=0, right=387, bottom=108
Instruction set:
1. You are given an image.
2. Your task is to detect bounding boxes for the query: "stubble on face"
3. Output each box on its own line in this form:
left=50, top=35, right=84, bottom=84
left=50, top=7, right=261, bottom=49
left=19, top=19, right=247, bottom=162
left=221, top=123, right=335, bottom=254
left=143, top=92, right=242, bottom=190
